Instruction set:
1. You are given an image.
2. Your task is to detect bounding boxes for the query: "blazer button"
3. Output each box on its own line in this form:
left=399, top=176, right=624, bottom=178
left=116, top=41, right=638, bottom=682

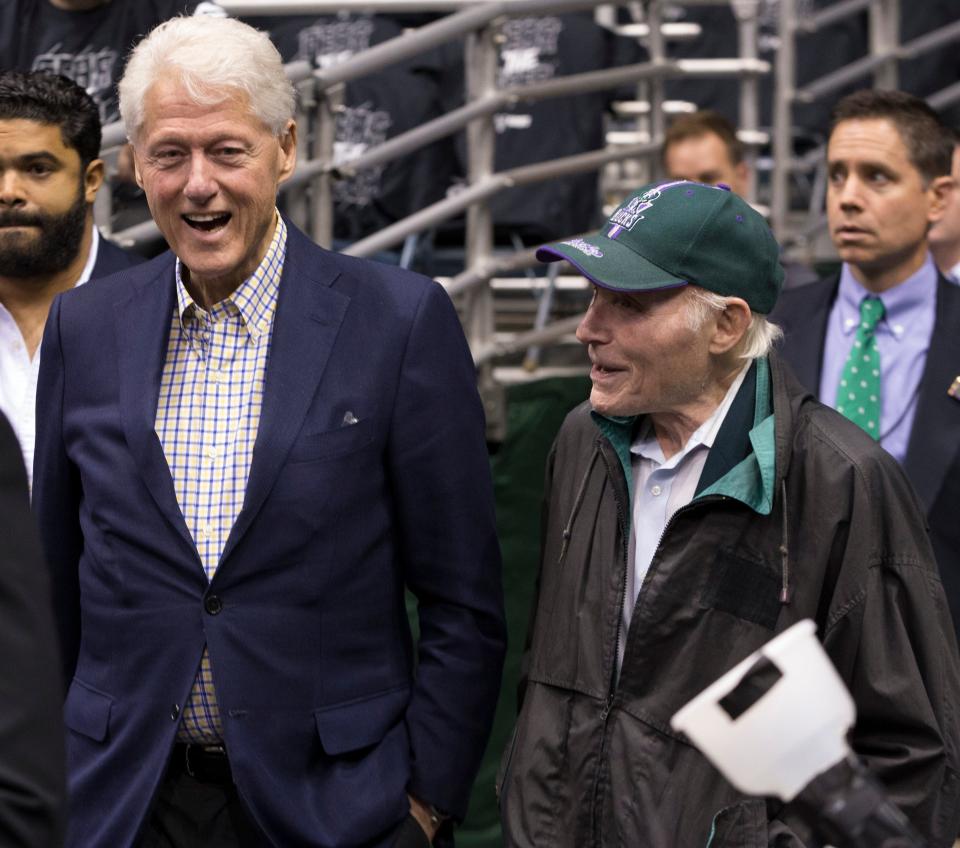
left=205, top=595, right=223, bottom=615
left=170, top=704, right=180, bottom=721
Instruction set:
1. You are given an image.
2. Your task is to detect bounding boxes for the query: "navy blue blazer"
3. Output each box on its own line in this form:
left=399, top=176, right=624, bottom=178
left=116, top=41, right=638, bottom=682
left=33, top=222, right=506, bottom=847
left=772, top=273, right=960, bottom=645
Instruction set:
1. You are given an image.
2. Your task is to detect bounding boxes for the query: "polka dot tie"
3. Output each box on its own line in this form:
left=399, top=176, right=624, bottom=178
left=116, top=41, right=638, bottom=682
left=835, top=297, right=884, bottom=439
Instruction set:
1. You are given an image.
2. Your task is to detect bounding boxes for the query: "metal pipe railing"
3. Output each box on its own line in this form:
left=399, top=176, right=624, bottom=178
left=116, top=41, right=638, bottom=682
left=733, top=0, right=761, bottom=204
left=868, top=0, right=898, bottom=89
left=342, top=140, right=659, bottom=261
left=799, top=0, right=872, bottom=34
left=771, top=0, right=796, bottom=237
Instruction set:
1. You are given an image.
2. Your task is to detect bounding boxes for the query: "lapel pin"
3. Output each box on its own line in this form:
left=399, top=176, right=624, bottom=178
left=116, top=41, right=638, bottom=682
left=342, top=411, right=359, bottom=426
left=948, top=376, right=960, bottom=400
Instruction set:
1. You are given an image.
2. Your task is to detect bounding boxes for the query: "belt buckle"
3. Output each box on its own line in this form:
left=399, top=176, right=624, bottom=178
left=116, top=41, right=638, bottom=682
left=184, top=744, right=197, bottom=778
left=184, top=744, right=226, bottom=779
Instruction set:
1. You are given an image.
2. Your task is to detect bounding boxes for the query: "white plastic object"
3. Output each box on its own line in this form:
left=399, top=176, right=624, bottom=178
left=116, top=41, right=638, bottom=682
left=670, top=619, right=855, bottom=802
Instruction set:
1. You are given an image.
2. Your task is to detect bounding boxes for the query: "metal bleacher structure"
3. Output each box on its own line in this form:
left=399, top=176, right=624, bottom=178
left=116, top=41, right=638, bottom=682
left=93, top=0, right=960, bottom=441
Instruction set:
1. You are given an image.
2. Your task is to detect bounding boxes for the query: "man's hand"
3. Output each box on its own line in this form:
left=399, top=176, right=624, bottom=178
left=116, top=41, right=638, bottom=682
left=407, top=794, right=440, bottom=843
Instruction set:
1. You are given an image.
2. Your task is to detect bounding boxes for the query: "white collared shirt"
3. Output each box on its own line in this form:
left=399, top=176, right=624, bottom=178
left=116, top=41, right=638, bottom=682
left=0, top=228, right=100, bottom=487
left=946, top=259, right=960, bottom=285
left=618, top=362, right=750, bottom=671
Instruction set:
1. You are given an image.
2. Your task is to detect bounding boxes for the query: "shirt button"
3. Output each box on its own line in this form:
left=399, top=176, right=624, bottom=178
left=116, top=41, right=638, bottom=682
left=170, top=703, right=180, bottom=720
left=205, top=446, right=218, bottom=459
left=651, top=485, right=662, bottom=496
left=205, top=595, right=223, bottom=616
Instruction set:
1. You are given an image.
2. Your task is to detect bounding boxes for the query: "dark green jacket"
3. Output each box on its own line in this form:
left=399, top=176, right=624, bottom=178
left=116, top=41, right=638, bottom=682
left=499, top=352, right=960, bottom=847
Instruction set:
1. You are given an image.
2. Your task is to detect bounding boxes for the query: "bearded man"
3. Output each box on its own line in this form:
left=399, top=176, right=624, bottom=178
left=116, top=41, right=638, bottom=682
left=0, top=70, right=140, bottom=481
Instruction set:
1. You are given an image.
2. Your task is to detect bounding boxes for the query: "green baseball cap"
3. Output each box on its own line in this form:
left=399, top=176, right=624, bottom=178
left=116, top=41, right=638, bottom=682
left=536, top=180, right=784, bottom=314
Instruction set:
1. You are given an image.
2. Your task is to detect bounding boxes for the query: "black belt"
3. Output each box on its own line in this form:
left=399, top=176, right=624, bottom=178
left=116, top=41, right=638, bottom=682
left=172, top=743, right=233, bottom=785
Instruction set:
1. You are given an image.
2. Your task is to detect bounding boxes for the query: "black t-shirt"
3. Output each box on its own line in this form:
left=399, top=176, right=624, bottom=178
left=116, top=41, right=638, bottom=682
left=248, top=13, right=453, bottom=242
left=0, top=0, right=200, bottom=124
left=445, top=12, right=645, bottom=243
left=898, top=0, right=960, bottom=128
left=663, top=0, right=869, bottom=141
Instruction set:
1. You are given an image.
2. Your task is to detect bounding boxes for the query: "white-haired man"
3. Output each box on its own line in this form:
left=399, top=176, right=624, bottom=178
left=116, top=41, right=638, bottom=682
left=498, top=180, right=960, bottom=847
left=33, top=15, right=506, bottom=848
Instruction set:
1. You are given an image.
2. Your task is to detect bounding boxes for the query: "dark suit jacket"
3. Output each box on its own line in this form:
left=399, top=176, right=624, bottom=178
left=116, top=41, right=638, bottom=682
left=0, top=411, right=64, bottom=847
left=33, top=222, right=507, bottom=848
left=773, top=273, right=960, bottom=644
left=90, top=233, right=143, bottom=279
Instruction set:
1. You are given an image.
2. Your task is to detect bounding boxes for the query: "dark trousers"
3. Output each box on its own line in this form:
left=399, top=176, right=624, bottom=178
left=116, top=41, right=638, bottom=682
left=138, top=745, right=270, bottom=848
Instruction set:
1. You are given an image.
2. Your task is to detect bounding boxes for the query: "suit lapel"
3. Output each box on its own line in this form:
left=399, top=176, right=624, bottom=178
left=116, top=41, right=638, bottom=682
left=114, top=257, right=198, bottom=556
left=904, top=277, right=960, bottom=511
left=219, top=225, right=349, bottom=565
left=778, top=275, right=837, bottom=397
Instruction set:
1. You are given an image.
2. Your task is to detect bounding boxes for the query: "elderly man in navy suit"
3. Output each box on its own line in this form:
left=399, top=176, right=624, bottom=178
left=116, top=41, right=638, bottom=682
left=772, top=90, right=960, bottom=644
left=33, top=15, right=505, bottom=848
left=0, top=71, right=141, bottom=484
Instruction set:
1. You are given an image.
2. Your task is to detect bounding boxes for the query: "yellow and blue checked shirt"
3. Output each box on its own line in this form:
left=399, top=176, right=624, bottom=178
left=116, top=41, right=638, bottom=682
left=155, top=215, right=287, bottom=744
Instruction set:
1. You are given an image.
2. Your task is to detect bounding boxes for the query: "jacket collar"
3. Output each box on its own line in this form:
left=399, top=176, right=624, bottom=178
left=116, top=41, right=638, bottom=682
left=591, top=357, right=776, bottom=515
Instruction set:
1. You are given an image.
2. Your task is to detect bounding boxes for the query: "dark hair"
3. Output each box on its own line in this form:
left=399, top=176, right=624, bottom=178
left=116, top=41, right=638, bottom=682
left=830, top=89, right=953, bottom=183
left=0, top=71, right=101, bottom=168
left=662, top=110, right=745, bottom=166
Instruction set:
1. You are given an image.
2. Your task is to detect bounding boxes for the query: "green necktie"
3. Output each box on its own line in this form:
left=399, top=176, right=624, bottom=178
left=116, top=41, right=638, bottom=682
left=835, top=297, right=885, bottom=439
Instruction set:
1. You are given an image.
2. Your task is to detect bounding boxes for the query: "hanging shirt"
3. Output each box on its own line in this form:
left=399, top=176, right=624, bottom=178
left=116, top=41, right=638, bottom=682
left=0, top=0, right=203, bottom=124
left=820, top=256, right=937, bottom=465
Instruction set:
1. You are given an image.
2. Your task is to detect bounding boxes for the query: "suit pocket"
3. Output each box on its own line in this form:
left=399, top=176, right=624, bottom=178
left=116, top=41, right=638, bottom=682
left=314, top=684, right=410, bottom=756
left=287, top=420, right=374, bottom=464
left=64, top=678, right=114, bottom=742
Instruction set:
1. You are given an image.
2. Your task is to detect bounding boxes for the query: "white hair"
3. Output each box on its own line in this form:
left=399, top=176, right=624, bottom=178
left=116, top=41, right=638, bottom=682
left=118, top=15, right=295, bottom=142
left=684, top=287, right=783, bottom=360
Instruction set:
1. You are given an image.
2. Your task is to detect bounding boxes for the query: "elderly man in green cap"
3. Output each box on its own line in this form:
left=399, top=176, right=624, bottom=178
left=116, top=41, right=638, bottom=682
left=498, top=180, right=960, bottom=847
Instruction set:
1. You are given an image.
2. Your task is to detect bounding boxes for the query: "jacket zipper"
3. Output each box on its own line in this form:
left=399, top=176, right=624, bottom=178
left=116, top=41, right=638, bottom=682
left=590, top=442, right=729, bottom=843
left=590, top=446, right=630, bottom=844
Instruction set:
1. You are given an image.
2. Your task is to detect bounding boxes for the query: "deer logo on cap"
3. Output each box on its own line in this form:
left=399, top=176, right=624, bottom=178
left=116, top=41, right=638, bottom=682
left=607, top=180, right=688, bottom=239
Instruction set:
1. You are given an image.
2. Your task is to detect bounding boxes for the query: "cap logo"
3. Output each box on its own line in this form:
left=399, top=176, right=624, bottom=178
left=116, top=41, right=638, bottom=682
left=562, top=238, right=603, bottom=258
left=606, top=179, right=689, bottom=239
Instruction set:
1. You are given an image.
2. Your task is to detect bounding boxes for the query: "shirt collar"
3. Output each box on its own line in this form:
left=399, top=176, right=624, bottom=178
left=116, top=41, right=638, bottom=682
left=630, top=362, right=751, bottom=467
left=837, top=254, right=938, bottom=344
left=175, top=212, right=286, bottom=342
left=76, top=226, right=99, bottom=288
left=947, top=259, right=960, bottom=285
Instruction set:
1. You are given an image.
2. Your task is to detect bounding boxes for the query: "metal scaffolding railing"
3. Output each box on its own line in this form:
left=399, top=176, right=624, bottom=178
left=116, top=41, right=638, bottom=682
left=96, top=0, right=771, bottom=428
left=771, top=0, right=960, bottom=248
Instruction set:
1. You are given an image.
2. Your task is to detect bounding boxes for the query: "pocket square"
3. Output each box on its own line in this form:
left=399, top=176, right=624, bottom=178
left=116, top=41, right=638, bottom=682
left=949, top=376, right=960, bottom=401
left=341, top=410, right=359, bottom=426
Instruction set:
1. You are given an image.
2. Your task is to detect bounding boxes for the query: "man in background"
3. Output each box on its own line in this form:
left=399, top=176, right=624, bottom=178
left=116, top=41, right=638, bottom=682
left=0, top=71, right=140, bottom=481
left=661, top=109, right=750, bottom=195
left=662, top=109, right=817, bottom=288
left=772, top=89, right=960, bottom=646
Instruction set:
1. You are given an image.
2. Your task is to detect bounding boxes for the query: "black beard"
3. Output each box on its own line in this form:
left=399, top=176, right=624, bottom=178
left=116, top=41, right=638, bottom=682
left=0, top=188, right=89, bottom=279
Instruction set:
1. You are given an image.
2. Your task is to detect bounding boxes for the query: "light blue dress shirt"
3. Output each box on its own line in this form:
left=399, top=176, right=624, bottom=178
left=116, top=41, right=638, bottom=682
left=819, top=256, right=938, bottom=464
left=618, top=364, right=750, bottom=671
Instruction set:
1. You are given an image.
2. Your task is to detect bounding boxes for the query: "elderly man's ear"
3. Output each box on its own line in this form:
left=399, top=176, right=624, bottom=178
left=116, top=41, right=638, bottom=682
left=708, top=297, right=752, bottom=355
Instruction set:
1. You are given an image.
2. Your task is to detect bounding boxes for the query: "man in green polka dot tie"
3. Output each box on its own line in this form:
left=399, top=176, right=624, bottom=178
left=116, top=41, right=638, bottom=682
left=835, top=296, right=884, bottom=437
